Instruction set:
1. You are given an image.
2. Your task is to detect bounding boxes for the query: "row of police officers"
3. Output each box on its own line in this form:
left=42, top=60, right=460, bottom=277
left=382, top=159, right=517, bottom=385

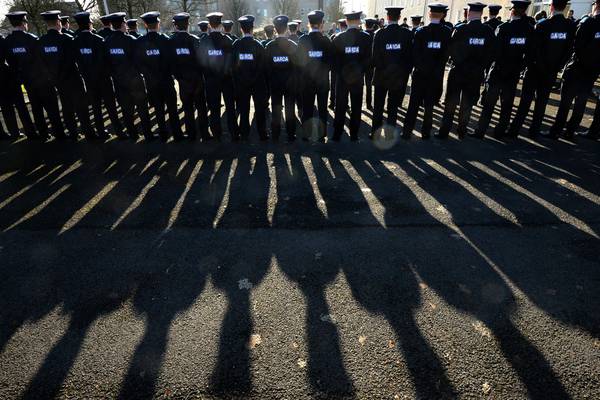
left=1, top=1, right=599, bottom=143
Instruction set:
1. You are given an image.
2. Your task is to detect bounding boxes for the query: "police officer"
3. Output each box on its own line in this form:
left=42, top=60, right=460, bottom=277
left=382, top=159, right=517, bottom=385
left=550, top=0, right=600, bottom=139
left=39, top=10, right=94, bottom=139
left=60, top=16, right=75, bottom=35
left=474, top=0, right=534, bottom=138
left=169, top=12, right=209, bottom=140
left=5, top=11, right=65, bottom=139
left=72, top=11, right=125, bottom=139
left=437, top=2, right=495, bottom=139
left=441, top=9, right=454, bottom=30
left=266, top=15, right=298, bottom=141
left=136, top=11, right=183, bottom=141
left=485, top=5, right=503, bottom=31
left=364, top=17, right=378, bottom=110
left=332, top=11, right=371, bottom=142
left=288, top=21, right=300, bottom=43
left=508, top=0, right=575, bottom=137
left=329, top=18, right=347, bottom=109
left=262, top=25, right=275, bottom=46
left=410, top=15, right=423, bottom=30
left=232, top=15, right=268, bottom=141
left=198, top=12, right=239, bottom=141
left=370, top=6, right=413, bottom=140
left=198, top=21, right=209, bottom=39
left=293, top=19, right=305, bottom=36
left=297, top=10, right=333, bottom=142
left=127, top=19, right=141, bottom=38
left=0, top=33, right=35, bottom=138
left=223, top=20, right=238, bottom=41
left=105, top=12, right=153, bottom=140
left=287, top=21, right=303, bottom=120
left=97, top=15, right=113, bottom=39
left=403, top=3, right=452, bottom=139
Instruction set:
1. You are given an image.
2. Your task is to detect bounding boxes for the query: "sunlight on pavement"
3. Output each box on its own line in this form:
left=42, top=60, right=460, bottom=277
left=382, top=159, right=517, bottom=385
left=340, top=159, right=386, bottom=228
left=424, top=159, right=521, bottom=226
left=166, top=160, right=203, bottom=232
left=470, top=161, right=599, bottom=239
left=213, top=159, right=238, bottom=229
left=4, top=184, right=71, bottom=232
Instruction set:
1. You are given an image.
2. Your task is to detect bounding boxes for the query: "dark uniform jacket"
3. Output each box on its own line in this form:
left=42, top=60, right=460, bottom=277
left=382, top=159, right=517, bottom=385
left=168, top=31, right=202, bottom=82
left=484, top=17, right=502, bottom=32
left=332, top=27, right=372, bottom=86
left=265, top=36, right=297, bottom=88
left=448, top=20, right=496, bottom=80
left=72, top=30, right=108, bottom=82
left=38, top=29, right=79, bottom=85
left=489, top=17, right=535, bottom=80
left=104, top=30, right=141, bottom=82
left=232, top=35, right=267, bottom=87
left=411, top=23, right=452, bottom=79
left=530, top=14, right=576, bottom=76
left=97, top=27, right=112, bottom=39
left=371, top=23, right=414, bottom=89
left=4, top=30, right=49, bottom=88
left=296, top=31, right=333, bottom=86
left=135, top=31, right=173, bottom=87
left=563, top=14, right=600, bottom=77
left=198, top=31, right=233, bottom=78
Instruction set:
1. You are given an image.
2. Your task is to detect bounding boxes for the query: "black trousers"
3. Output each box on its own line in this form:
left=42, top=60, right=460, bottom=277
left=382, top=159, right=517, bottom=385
left=403, top=73, right=443, bottom=138
left=178, top=78, right=208, bottom=140
left=550, top=69, right=598, bottom=137
left=0, top=79, right=35, bottom=136
left=509, top=69, right=556, bottom=136
left=372, top=82, right=407, bottom=134
left=330, top=70, right=337, bottom=106
left=476, top=74, right=519, bottom=136
left=270, top=81, right=296, bottom=139
left=301, top=80, right=329, bottom=140
left=237, top=82, right=267, bottom=140
left=589, top=98, right=600, bottom=136
left=25, top=82, right=65, bottom=138
left=205, top=76, right=238, bottom=139
left=439, top=68, right=483, bottom=136
left=146, top=80, right=183, bottom=140
left=85, top=76, right=123, bottom=137
left=333, top=80, right=363, bottom=140
left=114, top=76, right=152, bottom=138
left=365, top=68, right=374, bottom=108
left=57, top=76, right=93, bottom=138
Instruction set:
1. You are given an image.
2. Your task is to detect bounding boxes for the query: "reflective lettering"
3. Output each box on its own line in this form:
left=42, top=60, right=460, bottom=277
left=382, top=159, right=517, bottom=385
left=273, top=56, right=289, bottom=63
left=145, top=49, right=160, bottom=56
left=345, top=46, right=359, bottom=54
left=239, top=53, right=254, bottom=60
left=427, top=41, right=441, bottom=49
left=110, top=48, right=125, bottom=55
left=550, top=32, right=567, bottom=40
left=176, top=48, right=190, bottom=55
left=468, top=38, right=485, bottom=45
left=386, top=43, right=401, bottom=50
left=308, top=50, right=323, bottom=58
left=208, top=49, right=223, bottom=56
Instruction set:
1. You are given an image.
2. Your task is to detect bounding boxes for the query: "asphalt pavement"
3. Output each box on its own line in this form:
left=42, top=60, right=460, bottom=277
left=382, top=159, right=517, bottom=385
left=0, top=107, right=600, bottom=399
